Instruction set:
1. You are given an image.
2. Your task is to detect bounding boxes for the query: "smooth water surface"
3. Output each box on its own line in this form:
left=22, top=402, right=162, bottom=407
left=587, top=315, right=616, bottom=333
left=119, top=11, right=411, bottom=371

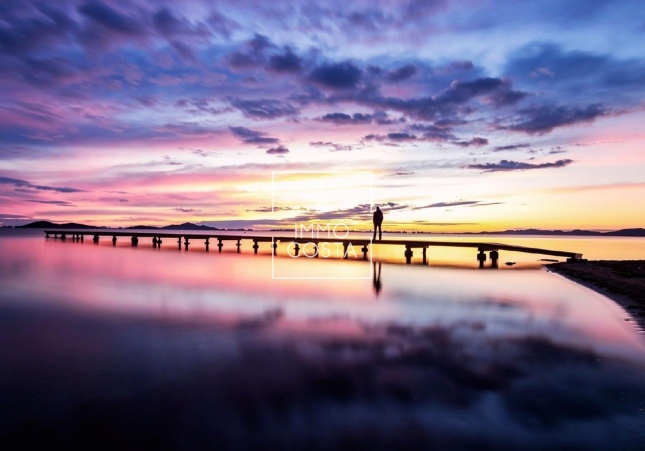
left=1, top=230, right=644, bottom=449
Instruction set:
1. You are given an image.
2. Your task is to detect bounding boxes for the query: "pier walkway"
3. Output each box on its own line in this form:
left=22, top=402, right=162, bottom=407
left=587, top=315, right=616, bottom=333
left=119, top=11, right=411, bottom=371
left=45, top=230, right=584, bottom=268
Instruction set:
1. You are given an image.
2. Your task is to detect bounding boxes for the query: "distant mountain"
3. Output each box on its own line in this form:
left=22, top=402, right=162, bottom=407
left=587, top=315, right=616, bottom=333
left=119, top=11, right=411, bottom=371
left=18, top=221, right=103, bottom=229
left=472, top=228, right=645, bottom=237
left=125, top=225, right=161, bottom=230
left=161, top=222, right=220, bottom=231
left=471, top=228, right=603, bottom=236
left=604, top=228, right=645, bottom=237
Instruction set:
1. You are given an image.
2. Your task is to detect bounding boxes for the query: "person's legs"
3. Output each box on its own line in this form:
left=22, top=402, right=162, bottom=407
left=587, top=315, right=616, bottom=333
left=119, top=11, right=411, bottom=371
left=373, top=224, right=377, bottom=240
left=378, top=224, right=382, bottom=240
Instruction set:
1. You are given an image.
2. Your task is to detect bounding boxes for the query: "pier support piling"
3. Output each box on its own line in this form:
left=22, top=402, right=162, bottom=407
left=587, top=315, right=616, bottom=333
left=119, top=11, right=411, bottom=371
left=477, top=249, right=486, bottom=269
left=112, top=236, right=117, bottom=245
left=404, top=245, right=413, bottom=264
left=490, top=250, right=499, bottom=268
left=253, top=240, right=259, bottom=254
left=422, top=247, right=427, bottom=265
left=362, top=244, right=368, bottom=260
left=273, top=241, right=278, bottom=255
left=93, top=234, right=99, bottom=244
left=131, top=236, right=138, bottom=246
left=218, top=238, right=223, bottom=252
left=343, top=242, right=349, bottom=259
left=236, top=239, right=241, bottom=253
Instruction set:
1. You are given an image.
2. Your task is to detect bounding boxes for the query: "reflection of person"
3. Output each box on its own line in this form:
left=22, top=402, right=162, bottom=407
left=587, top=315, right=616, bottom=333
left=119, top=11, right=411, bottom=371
left=372, top=262, right=382, bottom=296
left=373, top=206, right=383, bottom=241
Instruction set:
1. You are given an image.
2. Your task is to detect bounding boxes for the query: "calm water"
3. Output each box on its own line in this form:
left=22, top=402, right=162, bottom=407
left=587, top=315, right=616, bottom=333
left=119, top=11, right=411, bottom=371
left=1, top=230, right=645, bottom=449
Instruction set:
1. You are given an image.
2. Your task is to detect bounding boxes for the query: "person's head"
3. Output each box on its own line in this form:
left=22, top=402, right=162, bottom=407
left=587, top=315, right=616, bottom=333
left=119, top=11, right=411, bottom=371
left=376, top=206, right=380, bottom=211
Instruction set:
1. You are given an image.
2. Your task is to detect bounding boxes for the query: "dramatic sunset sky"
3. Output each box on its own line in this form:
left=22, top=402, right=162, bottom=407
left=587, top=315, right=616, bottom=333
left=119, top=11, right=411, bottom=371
left=1, top=0, right=644, bottom=231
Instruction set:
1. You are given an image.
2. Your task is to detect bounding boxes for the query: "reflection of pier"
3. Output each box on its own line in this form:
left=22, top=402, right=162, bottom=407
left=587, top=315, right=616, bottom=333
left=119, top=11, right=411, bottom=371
left=44, top=231, right=584, bottom=267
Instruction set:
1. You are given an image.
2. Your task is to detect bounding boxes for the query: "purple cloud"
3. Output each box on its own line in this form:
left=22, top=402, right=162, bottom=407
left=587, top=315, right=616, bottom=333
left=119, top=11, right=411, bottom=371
left=466, top=159, right=574, bottom=172
left=230, top=99, right=298, bottom=120
left=229, top=126, right=280, bottom=145
left=309, top=141, right=353, bottom=152
left=268, top=49, right=303, bottom=73
left=309, top=61, right=362, bottom=89
left=386, top=64, right=417, bottom=82
left=0, top=176, right=85, bottom=193
left=316, top=112, right=373, bottom=125
left=454, top=137, right=489, bottom=147
left=507, top=104, right=607, bottom=134
left=493, top=143, right=531, bottom=152
left=266, top=145, right=289, bottom=155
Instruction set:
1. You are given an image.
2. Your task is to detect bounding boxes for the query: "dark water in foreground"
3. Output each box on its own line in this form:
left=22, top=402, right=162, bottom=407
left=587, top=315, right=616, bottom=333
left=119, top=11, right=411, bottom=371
left=1, top=231, right=645, bottom=449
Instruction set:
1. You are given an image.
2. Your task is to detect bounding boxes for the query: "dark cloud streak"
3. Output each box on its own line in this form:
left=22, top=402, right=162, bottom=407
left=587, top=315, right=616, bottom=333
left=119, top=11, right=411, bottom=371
left=466, top=159, right=574, bottom=172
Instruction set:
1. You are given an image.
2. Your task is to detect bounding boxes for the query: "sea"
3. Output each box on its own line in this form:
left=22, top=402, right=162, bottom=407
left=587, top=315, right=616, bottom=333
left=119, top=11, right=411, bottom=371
left=1, top=228, right=644, bottom=449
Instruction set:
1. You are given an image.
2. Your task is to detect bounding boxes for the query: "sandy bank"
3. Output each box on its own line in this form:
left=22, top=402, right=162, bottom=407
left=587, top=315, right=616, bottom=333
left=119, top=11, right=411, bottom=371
left=547, top=260, right=645, bottom=332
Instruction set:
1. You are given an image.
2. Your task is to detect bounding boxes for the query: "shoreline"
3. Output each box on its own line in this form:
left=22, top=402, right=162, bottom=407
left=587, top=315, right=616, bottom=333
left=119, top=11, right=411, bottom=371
left=546, top=261, right=645, bottom=333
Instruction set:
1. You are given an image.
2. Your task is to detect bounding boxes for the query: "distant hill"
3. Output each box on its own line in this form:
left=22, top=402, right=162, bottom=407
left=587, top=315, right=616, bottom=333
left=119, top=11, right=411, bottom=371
left=125, top=225, right=161, bottom=230
left=18, top=221, right=103, bottom=229
left=472, top=228, right=645, bottom=237
left=603, top=228, right=645, bottom=237
left=161, top=222, right=220, bottom=231
left=471, top=228, right=602, bottom=236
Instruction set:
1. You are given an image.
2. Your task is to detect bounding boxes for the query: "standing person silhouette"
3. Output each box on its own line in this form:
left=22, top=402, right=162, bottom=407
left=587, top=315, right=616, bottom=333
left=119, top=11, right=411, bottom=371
left=373, top=206, right=383, bottom=241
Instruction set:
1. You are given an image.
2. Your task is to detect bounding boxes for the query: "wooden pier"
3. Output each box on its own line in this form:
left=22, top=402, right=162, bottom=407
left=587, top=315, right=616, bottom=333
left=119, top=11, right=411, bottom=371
left=44, top=230, right=584, bottom=267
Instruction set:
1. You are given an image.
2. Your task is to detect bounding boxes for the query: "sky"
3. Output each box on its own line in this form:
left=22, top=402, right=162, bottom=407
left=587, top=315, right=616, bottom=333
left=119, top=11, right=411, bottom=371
left=1, top=0, right=645, bottom=231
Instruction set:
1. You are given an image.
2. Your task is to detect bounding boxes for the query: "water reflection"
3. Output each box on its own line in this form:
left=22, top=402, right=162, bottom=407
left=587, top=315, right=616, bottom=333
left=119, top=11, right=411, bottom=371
left=1, top=233, right=645, bottom=449
left=373, top=262, right=382, bottom=296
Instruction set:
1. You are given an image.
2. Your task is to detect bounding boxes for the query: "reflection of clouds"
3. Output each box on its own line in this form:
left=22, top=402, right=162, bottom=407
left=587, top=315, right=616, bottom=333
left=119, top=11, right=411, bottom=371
left=1, top=306, right=644, bottom=450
